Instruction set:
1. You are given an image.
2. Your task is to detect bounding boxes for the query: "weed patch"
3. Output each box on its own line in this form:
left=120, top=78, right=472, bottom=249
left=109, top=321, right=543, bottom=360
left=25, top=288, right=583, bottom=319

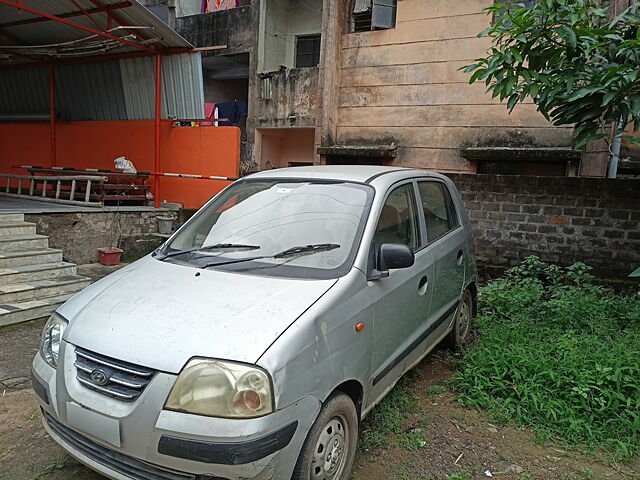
left=454, top=257, right=640, bottom=459
left=359, top=376, right=418, bottom=451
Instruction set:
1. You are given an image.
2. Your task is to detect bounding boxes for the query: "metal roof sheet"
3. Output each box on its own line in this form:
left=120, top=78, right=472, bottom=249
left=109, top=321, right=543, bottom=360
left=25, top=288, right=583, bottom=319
left=0, top=0, right=193, bottom=66
left=0, top=2, right=204, bottom=121
left=55, top=60, right=128, bottom=121
left=0, top=67, right=48, bottom=114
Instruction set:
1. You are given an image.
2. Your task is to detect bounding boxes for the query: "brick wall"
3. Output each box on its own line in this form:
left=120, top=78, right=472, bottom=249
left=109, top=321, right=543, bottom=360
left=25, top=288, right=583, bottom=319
left=446, top=174, right=640, bottom=278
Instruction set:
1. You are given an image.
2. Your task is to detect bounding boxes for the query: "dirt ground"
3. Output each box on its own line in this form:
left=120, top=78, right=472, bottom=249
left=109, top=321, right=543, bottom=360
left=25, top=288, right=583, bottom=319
left=0, top=347, right=638, bottom=480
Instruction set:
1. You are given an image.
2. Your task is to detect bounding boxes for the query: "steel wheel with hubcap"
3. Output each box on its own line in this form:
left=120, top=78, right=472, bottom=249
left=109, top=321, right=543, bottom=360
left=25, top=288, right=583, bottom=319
left=292, top=392, right=358, bottom=480
left=447, top=288, right=474, bottom=348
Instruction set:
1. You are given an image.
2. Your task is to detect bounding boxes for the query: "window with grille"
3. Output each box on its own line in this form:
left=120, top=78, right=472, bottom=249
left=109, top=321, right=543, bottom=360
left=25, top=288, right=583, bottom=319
left=352, top=0, right=397, bottom=33
left=295, top=34, right=322, bottom=68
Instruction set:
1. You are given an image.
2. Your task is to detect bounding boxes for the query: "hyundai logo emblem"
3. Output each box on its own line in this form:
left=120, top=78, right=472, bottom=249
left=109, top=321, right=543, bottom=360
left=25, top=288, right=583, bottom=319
left=90, top=369, right=109, bottom=386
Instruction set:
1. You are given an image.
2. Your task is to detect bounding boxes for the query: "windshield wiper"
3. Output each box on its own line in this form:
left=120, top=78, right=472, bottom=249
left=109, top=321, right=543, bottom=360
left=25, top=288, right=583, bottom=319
left=273, top=243, right=340, bottom=258
left=157, top=243, right=260, bottom=260
left=200, top=243, right=340, bottom=269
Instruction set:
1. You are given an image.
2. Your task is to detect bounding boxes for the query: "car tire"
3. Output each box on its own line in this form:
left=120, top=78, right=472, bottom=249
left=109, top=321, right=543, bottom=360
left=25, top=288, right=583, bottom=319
left=291, top=392, right=358, bottom=480
left=447, top=288, right=474, bottom=349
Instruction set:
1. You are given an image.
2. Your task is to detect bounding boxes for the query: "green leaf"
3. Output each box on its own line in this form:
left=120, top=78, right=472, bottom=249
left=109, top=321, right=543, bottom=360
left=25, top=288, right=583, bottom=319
left=566, top=87, right=599, bottom=102
left=601, top=91, right=617, bottom=106
left=469, top=68, right=487, bottom=84
left=510, top=47, right=523, bottom=63
left=557, top=26, right=578, bottom=48
left=507, top=93, right=520, bottom=111
left=530, top=83, right=541, bottom=98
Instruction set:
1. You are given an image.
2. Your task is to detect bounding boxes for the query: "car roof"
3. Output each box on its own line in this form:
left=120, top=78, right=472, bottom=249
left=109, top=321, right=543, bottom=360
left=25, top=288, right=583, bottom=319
left=245, top=165, right=439, bottom=184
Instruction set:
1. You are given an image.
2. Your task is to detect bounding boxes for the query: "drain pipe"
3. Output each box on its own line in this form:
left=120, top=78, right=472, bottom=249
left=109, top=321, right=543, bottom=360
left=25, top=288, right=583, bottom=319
left=608, top=1, right=638, bottom=178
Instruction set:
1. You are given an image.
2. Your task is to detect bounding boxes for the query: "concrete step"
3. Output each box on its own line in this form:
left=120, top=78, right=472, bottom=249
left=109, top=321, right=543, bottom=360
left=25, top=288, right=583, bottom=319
left=0, top=248, right=63, bottom=268
left=0, top=234, right=49, bottom=252
left=0, top=222, right=37, bottom=237
left=0, top=275, right=91, bottom=304
left=0, top=262, right=77, bottom=286
left=0, top=292, right=75, bottom=328
left=0, top=213, right=25, bottom=223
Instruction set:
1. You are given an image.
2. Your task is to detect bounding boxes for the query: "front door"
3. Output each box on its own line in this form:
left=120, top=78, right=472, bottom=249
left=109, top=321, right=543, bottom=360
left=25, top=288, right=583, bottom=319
left=368, top=181, right=435, bottom=402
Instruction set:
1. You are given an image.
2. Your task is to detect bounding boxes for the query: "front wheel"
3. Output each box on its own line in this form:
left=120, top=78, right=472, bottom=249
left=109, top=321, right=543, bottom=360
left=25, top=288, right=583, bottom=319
left=292, top=392, right=358, bottom=480
left=447, top=288, right=474, bottom=349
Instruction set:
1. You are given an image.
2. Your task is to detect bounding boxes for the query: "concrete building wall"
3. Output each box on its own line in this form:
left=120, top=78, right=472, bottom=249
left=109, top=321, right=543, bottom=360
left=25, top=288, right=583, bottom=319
left=256, top=128, right=316, bottom=169
left=332, top=0, right=574, bottom=173
left=259, top=0, right=323, bottom=72
left=260, top=0, right=289, bottom=71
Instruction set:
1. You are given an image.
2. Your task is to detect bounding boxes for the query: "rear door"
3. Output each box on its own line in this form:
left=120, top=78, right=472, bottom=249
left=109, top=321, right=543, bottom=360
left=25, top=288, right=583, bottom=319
left=416, top=180, right=465, bottom=332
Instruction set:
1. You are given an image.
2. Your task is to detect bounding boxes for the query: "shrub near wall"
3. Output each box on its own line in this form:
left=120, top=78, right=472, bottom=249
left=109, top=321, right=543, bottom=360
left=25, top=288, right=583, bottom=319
left=446, top=174, right=640, bottom=278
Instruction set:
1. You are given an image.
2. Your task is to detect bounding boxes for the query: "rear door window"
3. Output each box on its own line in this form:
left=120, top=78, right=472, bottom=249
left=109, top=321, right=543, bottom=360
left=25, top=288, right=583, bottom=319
left=417, top=182, right=459, bottom=243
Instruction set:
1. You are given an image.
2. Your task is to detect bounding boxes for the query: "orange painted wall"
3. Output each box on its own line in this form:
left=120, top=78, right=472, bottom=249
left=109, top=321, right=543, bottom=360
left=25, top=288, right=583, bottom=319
left=0, top=121, right=240, bottom=209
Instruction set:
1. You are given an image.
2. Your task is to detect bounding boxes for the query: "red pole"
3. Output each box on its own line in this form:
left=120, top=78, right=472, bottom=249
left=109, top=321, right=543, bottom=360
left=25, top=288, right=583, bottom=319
left=48, top=64, right=56, bottom=168
left=154, top=54, right=161, bottom=209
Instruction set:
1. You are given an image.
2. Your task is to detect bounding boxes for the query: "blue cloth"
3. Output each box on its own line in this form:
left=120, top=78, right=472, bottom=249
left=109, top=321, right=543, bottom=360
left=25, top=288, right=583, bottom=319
left=216, top=101, right=237, bottom=126
left=236, top=99, right=248, bottom=119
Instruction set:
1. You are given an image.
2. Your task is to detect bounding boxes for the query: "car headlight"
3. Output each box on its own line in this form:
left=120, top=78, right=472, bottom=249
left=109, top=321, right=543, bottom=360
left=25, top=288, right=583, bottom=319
left=165, top=359, right=274, bottom=419
left=40, top=313, right=68, bottom=368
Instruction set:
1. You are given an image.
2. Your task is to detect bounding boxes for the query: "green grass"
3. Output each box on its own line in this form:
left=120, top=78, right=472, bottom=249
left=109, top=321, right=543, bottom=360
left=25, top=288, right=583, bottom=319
left=427, top=385, right=446, bottom=395
left=447, top=474, right=471, bottom=480
left=32, top=457, right=74, bottom=479
left=359, top=375, right=419, bottom=451
left=453, top=257, right=640, bottom=460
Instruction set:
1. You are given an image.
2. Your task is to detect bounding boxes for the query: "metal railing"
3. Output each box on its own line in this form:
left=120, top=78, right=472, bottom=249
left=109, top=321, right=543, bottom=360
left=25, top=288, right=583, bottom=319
left=0, top=174, right=107, bottom=207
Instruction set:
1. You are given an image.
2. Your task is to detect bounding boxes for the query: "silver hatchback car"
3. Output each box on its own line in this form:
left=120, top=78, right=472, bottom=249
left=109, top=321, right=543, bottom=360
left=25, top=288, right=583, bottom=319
left=32, top=166, right=477, bottom=480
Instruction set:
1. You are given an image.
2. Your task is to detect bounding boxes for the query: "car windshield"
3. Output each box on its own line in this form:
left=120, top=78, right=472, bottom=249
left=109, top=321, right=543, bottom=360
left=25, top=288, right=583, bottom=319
left=158, top=179, right=373, bottom=279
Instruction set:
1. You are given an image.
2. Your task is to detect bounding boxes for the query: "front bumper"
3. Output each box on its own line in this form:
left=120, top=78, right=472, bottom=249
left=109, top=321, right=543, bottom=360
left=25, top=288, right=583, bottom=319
left=32, top=344, right=321, bottom=480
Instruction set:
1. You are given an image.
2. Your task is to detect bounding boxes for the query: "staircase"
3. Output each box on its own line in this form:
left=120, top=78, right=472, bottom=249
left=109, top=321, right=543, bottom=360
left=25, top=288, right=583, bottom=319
left=0, top=213, right=91, bottom=327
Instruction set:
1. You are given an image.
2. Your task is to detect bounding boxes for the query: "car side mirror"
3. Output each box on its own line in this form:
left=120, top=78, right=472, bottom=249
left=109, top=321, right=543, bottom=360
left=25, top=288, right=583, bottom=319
left=369, top=243, right=415, bottom=280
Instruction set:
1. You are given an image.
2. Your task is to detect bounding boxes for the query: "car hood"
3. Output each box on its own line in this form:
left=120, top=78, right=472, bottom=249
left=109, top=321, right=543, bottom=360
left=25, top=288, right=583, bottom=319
left=61, top=257, right=337, bottom=373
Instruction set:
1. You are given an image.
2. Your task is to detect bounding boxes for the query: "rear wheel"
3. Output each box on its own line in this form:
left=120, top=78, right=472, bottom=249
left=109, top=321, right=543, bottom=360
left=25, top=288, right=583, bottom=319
left=447, top=288, right=474, bottom=349
left=292, top=392, right=358, bottom=480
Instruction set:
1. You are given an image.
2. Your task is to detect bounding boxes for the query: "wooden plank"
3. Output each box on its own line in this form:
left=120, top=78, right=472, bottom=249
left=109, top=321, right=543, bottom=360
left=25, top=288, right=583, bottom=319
left=343, top=13, right=488, bottom=49
left=339, top=83, right=524, bottom=107
left=336, top=126, right=574, bottom=149
left=337, top=104, right=558, bottom=128
left=342, top=37, right=492, bottom=69
left=340, top=61, right=472, bottom=87
left=396, top=0, right=493, bottom=22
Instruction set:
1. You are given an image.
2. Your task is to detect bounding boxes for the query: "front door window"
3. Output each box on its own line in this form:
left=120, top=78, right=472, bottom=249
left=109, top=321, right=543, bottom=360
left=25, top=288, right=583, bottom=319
left=373, top=183, right=420, bottom=250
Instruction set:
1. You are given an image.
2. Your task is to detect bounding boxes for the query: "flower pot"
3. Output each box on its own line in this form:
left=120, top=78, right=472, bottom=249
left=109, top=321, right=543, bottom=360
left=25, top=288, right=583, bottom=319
left=98, top=248, right=123, bottom=266
left=157, top=216, right=174, bottom=235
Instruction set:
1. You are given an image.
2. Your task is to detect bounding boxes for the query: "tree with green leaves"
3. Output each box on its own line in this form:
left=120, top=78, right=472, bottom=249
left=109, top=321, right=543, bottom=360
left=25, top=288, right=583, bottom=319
left=464, top=0, right=640, bottom=169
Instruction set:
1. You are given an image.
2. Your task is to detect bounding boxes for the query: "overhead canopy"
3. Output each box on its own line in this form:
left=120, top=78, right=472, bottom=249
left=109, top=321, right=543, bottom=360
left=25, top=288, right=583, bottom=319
left=0, top=1, right=208, bottom=121
left=0, top=0, right=194, bottom=67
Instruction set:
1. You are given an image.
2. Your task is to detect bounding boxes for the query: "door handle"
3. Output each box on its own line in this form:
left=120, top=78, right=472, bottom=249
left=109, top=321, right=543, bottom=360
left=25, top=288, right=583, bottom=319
left=418, top=275, right=428, bottom=295
left=456, top=250, right=464, bottom=266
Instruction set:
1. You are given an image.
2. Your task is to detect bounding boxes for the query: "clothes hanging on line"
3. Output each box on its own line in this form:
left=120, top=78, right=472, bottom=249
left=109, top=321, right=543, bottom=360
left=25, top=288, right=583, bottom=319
left=201, top=0, right=239, bottom=13
left=200, top=103, right=217, bottom=126
left=216, top=100, right=248, bottom=126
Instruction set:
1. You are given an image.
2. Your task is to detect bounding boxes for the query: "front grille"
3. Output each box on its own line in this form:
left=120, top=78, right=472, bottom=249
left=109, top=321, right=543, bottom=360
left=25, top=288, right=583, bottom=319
left=44, top=412, right=196, bottom=480
left=74, top=346, right=156, bottom=401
